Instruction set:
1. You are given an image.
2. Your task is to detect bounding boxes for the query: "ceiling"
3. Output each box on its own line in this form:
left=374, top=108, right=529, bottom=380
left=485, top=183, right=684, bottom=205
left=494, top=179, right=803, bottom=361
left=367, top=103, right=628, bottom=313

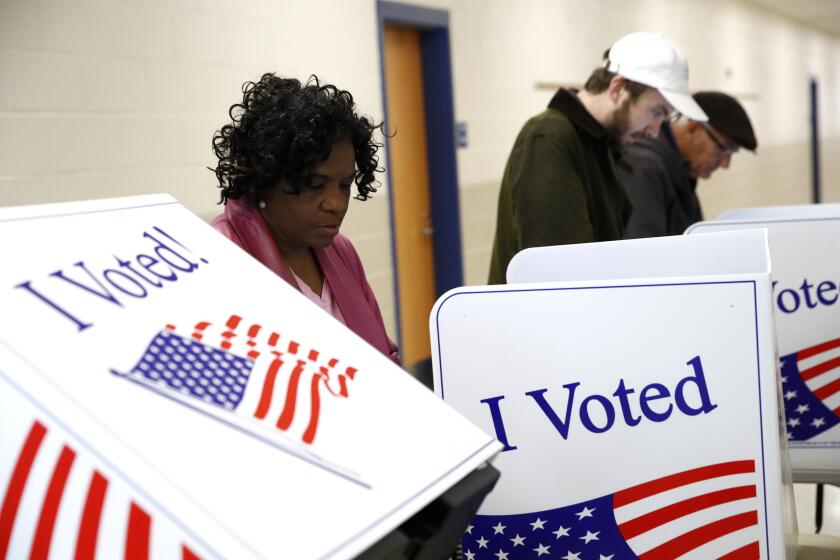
left=749, top=0, right=840, bottom=36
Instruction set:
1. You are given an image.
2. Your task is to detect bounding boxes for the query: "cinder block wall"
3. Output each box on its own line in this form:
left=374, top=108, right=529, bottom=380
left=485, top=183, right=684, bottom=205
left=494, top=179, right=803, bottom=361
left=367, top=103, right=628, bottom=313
left=3, top=0, right=840, bottom=336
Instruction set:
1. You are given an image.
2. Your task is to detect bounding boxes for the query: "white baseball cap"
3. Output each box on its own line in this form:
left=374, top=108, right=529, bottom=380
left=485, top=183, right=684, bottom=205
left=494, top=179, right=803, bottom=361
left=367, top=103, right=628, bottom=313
left=606, top=32, right=708, bottom=122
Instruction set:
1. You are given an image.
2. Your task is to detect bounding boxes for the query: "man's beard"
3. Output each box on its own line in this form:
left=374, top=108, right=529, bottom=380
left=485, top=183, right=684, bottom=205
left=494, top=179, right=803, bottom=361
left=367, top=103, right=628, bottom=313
left=604, top=97, right=643, bottom=145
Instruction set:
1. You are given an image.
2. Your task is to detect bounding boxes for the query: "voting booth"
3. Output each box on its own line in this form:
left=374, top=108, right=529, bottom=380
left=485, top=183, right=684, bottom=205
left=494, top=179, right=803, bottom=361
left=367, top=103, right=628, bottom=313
left=688, top=206, right=840, bottom=486
left=0, top=194, right=502, bottom=559
left=432, top=230, right=796, bottom=559
left=716, top=203, right=840, bottom=222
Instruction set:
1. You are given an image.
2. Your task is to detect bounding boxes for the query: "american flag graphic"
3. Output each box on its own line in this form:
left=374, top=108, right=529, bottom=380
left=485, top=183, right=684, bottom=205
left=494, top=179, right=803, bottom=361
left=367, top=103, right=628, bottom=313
left=462, top=460, right=762, bottom=560
left=780, top=337, right=840, bottom=441
left=111, top=314, right=358, bottom=446
left=0, top=418, right=203, bottom=559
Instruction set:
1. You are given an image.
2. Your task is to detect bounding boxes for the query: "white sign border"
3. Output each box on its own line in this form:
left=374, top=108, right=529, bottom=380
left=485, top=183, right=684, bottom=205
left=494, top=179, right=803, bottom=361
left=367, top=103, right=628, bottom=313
left=433, top=278, right=774, bottom=553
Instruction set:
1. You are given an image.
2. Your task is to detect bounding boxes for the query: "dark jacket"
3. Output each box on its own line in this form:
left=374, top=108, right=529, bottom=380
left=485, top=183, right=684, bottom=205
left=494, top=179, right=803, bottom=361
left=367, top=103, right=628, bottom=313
left=620, top=123, right=703, bottom=238
left=488, top=89, right=631, bottom=284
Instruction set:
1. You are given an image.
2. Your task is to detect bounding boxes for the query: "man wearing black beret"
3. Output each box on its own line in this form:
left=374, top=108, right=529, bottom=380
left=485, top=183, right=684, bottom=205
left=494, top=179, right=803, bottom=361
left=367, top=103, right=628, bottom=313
left=620, top=91, right=758, bottom=238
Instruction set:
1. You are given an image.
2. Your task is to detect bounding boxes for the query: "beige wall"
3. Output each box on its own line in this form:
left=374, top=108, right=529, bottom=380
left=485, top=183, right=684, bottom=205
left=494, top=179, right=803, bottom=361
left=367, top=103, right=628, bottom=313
left=3, top=0, right=840, bottom=335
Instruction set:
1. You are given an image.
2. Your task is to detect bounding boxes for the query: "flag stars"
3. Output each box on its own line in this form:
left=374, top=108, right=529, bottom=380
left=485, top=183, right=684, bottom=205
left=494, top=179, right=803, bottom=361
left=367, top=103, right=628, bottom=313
left=600, top=555, right=615, bottom=560
left=781, top=375, right=788, bottom=384
left=464, top=550, right=475, bottom=560
left=494, top=549, right=510, bottom=560
left=533, top=543, right=551, bottom=557
left=530, top=517, right=546, bottom=530
left=492, top=522, right=507, bottom=535
left=812, top=417, right=826, bottom=428
left=784, top=390, right=797, bottom=400
left=788, top=417, right=801, bottom=427
left=477, top=536, right=489, bottom=549
left=579, top=530, right=600, bottom=543
left=575, top=506, right=595, bottom=520
left=796, top=404, right=810, bottom=414
left=465, top=524, right=473, bottom=535
left=553, top=525, right=570, bottom=539
left=510, top=534, right=526, bottom=547
left=562, top=551, right=581, bottom=560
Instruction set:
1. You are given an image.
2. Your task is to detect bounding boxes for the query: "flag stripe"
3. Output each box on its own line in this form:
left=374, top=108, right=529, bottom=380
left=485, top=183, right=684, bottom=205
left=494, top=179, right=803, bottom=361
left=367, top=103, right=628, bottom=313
left=125, top=503, right=151, bottom=560
left=613, top=460, right=755, bottom=508
left=303, top=374, right=322, bottom=445
left=717, top=540, right=760, bottom=559
left=813, top=377, right=840, bottom=400
left=182, top=545, right=202, bottom=560
left=225, top=315, right=242, bottom=330
left=31, top=445, right=76, bottom=560
left=0, top=420, right=47, bottom=557
left=800, top=356, right=840, bottom=381
left=253, top=357, right=283, bottom=420
left=74, top=471, right=109, bottom=560
left=618, top=485, right=757, bottom=540
left=798, top=337, right=840, bottom=360
left=276, top=361, right=306, bottom=430
left=638, top=510, right=758, bottom=560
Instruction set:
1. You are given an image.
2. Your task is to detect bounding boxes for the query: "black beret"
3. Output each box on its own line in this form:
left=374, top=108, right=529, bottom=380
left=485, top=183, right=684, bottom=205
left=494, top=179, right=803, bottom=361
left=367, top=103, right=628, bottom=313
left=692, top=91, right=758, bottom=152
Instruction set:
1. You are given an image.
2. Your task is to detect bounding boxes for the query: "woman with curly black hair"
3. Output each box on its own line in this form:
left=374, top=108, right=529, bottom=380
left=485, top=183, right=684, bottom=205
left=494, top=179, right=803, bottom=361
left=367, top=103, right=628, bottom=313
left=211, top=73, right=398, bottom=363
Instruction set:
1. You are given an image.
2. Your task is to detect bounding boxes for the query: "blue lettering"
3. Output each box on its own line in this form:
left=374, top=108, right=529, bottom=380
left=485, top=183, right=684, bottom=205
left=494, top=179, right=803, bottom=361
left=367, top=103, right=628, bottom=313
left=639, top=383, right=673, bottom=422
left=579, top=394, right=615, bottom=433
left=817, top=281, right=838, bottom=306
left=480, top=395, right=518, bottom=452
left=486, top=356, right=719, bottom=448
left=102, top=268, right=148, bottom=298
left=50, top=261, right=123, bottom=307
left=144, top=226, right=207, bottom=272
left=136, top=253, right=176, bottom=282
left=14, top=226, right=209, bottom=331
left=800, top=278, right=817, bottom=309
left=14, top=280, right=93, bottom=331
left=675, top=356, right=718, bottom=416
left=777, top=288, right=800, bottom=313
left=117, top=255, right=164, bottom=287
left=773, top=278, right=839, bottom=314
left=525, top=383, right=579, bottom=440
left=612, top=379, right=641, bottom=426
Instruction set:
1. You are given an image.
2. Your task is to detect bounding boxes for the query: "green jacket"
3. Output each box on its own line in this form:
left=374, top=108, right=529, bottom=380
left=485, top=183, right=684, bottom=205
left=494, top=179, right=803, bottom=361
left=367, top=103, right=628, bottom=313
left=488, top=89, right=631, bottom=284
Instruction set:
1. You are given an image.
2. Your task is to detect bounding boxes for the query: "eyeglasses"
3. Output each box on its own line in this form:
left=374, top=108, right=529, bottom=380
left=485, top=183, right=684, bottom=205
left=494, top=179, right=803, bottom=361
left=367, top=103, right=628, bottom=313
left=701, top=124, right=739, bottom=156
left=650, top=107, right=679, bottom=122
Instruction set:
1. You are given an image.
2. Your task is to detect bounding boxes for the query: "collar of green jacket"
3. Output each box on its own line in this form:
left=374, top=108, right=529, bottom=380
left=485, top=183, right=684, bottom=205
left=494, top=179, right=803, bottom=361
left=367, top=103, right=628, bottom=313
left=547, top=89, right=607, bottom=140
left=547, top=88, right=628, bottom=160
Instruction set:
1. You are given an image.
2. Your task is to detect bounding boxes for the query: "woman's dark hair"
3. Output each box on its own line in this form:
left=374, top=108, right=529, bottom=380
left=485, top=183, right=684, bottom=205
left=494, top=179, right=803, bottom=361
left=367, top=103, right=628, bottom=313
left=212, top=73, right=383, bottom=204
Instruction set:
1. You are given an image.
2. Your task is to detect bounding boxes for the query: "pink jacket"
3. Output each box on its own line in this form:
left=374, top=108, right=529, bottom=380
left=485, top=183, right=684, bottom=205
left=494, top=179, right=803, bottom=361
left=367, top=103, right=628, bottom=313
left=211, top=199, right=399, bottom=364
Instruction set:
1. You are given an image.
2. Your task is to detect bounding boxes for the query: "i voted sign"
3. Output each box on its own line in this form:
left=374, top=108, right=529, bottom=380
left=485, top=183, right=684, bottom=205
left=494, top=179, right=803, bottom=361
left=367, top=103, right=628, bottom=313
left=0, top=194, right=501, bottom=559
left=688, top=210, right=840, bottom=449
left=432, top=231, right=793, bottom=559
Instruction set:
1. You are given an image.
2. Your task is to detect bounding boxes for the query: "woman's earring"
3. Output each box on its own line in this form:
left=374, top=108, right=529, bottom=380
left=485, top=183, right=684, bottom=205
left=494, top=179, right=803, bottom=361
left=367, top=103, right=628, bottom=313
left=258, top=200, right=266, bottom=209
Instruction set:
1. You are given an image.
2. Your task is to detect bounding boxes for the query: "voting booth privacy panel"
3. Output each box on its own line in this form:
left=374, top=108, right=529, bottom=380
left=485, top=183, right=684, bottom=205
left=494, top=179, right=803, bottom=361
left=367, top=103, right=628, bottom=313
left=0, top=194, right=501, bottom=559
left=688, top=207, right=840, bottom=479
left=431, top=231, right=796, bottom=559
left=716, top=203, right=840, bottom=221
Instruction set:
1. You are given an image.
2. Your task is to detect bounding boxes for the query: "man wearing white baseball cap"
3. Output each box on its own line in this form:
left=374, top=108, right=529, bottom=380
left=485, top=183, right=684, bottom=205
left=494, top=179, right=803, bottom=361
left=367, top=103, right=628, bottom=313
left=603, top=31, right=707, bottom=123
left=488, top=32, right=707, bottom=284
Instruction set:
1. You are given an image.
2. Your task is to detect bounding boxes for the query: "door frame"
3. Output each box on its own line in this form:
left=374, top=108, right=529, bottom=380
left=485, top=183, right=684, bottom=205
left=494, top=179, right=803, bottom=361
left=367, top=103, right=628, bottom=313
left=376, top=1, right=464, bottom=353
